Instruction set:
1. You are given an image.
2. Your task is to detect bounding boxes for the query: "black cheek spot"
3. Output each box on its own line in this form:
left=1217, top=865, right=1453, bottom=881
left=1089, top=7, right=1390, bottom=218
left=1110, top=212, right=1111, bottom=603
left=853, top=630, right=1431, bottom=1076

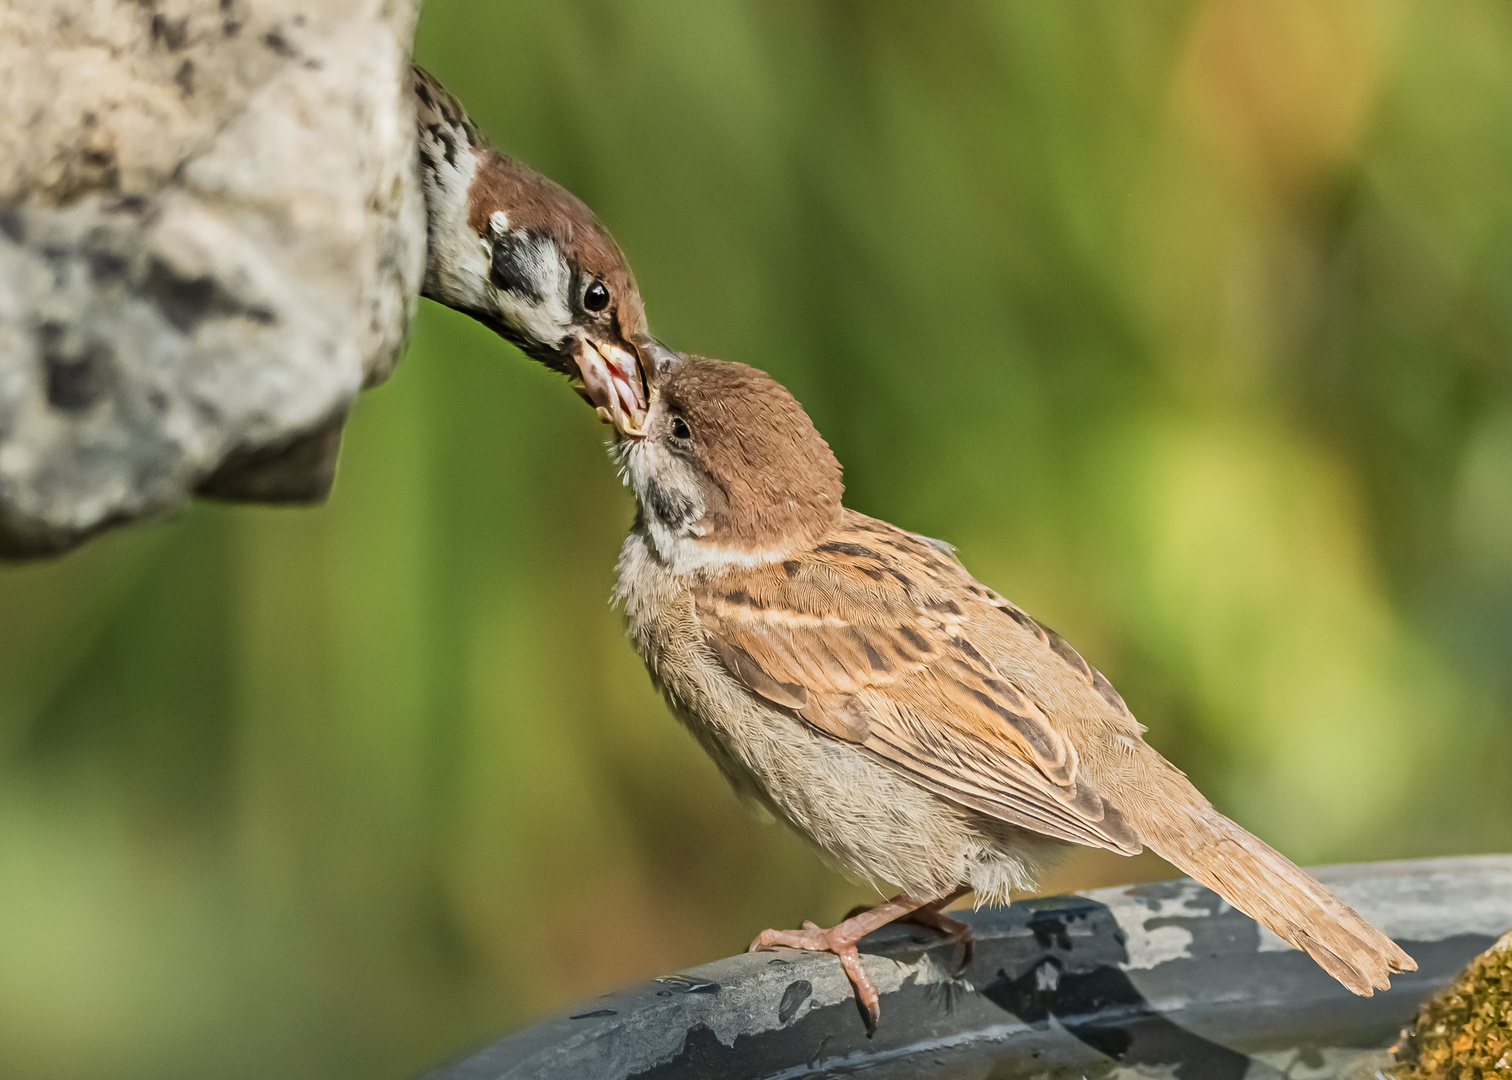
left=263, top=31, right=296, bottom=57
left=782, top=560, right=801, bottom=578
left=645, top=479, right=695, bottom=532
left=489, top=231, right=544, bottom=302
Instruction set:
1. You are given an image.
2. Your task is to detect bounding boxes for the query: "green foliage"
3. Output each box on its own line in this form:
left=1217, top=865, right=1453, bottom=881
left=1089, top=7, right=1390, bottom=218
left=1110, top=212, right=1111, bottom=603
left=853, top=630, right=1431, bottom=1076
left=1, top=2, right=1510, bottom=1076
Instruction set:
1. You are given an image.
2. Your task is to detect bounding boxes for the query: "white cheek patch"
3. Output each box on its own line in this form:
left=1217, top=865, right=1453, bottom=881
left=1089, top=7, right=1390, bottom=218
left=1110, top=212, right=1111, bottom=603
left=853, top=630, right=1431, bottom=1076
left=629, top=444, right=704, bottom=533
left=489, top=230, right=574, bottom=347
left=622, top=442, right=793, bottom=575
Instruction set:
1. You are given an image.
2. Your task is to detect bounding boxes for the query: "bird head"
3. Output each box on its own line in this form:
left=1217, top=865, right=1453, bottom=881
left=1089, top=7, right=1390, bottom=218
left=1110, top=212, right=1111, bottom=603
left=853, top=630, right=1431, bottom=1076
left=613, top=343, right=844, bottom=574
left=414, top=66, right=649, bottom=432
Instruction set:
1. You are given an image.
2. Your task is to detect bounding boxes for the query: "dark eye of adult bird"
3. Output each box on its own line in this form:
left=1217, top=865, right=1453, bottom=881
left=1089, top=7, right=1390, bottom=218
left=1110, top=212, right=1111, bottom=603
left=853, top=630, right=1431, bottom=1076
left=670, top=416, right=692, bottom=441
left=412, top=66, right=649, bottom=432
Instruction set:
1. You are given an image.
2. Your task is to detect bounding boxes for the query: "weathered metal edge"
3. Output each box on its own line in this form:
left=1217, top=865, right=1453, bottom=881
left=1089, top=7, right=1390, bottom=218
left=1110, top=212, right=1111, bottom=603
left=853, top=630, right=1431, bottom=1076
left=422, top=854, right=1512, bottom=1080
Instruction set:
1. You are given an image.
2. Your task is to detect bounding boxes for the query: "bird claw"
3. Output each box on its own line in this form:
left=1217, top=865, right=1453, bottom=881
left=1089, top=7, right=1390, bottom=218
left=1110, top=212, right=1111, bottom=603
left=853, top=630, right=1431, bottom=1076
left=749, top=924, right=882, bottom=1035
left=747, top=891, right=961, bottom=1036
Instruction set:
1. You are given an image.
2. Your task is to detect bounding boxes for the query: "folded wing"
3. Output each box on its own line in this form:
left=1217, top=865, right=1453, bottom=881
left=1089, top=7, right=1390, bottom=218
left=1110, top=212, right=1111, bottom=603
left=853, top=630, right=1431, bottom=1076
left=694, top=514, right=1141, bottom=855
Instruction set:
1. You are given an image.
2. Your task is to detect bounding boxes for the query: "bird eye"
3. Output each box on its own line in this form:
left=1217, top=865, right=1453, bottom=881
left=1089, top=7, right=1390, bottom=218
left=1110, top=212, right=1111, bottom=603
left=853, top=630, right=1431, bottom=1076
left=670, top=416, right=692, bottom=441
left=584, top=280, right=610, bottom=312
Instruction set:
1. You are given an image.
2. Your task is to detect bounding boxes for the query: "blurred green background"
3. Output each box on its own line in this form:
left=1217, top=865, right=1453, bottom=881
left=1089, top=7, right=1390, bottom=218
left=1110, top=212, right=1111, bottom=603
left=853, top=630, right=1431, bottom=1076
left=3, top=1, right=1512, bottom=1076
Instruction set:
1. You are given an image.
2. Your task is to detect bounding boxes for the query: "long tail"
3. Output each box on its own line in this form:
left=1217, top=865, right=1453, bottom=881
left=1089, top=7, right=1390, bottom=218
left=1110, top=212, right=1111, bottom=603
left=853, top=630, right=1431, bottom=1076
left=1138, top=799, right=1416, bottom=995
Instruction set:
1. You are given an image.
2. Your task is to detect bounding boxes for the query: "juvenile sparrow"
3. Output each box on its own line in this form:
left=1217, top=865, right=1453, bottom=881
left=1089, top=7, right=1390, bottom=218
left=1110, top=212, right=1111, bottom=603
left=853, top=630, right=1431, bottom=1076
left=610, top=347, right=1415, bottom=1031
left=413, top=66, right=648, bottom=430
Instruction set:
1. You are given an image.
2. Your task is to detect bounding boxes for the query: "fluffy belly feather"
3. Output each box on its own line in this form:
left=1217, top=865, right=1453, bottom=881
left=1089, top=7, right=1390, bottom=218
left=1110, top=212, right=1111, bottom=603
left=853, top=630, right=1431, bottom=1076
left=616, top=530, right=1059, bottom=905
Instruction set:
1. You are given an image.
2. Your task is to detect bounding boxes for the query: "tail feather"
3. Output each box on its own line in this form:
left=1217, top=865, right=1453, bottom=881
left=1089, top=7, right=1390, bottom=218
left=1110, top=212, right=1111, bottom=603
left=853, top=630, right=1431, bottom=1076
left=1143, top=803, right=1416, bottom=995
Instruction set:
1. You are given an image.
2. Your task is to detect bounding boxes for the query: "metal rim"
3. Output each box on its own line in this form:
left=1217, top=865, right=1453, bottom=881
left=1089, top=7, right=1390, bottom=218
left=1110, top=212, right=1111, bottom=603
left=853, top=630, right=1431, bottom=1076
left=422, top=855, right=1512, bottom=1080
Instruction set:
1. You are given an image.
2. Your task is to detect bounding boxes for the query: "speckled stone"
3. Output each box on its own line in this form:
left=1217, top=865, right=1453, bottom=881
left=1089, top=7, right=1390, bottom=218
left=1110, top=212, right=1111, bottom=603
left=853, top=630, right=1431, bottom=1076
left=0, top=0, right=424, bottom=557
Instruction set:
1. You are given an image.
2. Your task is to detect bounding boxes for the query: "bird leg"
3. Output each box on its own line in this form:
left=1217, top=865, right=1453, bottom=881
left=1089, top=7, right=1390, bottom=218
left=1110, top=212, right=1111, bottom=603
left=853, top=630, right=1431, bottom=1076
left=902, top=886, right=974, bottom=973
left=749, top=891, right=952, bottom=1033
left=846, top=884, right=974, bottom=974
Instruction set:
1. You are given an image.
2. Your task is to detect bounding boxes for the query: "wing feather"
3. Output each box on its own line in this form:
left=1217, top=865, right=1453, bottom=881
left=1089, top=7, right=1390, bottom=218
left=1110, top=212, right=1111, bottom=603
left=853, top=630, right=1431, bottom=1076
left=695, top=511, right=1142, bottom=856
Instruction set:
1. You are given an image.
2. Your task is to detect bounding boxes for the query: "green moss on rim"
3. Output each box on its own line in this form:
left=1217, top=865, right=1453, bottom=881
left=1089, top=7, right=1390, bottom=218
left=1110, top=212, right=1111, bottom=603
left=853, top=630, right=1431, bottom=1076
left=1393, top=929, right=1512, bottom=1079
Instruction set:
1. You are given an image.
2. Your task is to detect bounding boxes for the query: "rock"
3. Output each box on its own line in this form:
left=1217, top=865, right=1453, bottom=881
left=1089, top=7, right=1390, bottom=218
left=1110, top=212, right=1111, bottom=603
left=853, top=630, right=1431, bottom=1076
left=0, top=0, right=425, bottom=558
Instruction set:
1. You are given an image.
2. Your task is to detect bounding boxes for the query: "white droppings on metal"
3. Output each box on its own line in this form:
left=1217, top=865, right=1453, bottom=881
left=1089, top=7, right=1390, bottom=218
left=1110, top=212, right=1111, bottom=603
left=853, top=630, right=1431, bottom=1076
left=1107, top=882, right=1213, bottom=971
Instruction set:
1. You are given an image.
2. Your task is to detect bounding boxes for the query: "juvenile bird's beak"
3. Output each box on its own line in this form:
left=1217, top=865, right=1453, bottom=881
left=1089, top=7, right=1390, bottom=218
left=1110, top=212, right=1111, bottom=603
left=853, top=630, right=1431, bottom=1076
left=634, top=336, right=679, bottom=383
left=569, top=333, right=648, bottom=436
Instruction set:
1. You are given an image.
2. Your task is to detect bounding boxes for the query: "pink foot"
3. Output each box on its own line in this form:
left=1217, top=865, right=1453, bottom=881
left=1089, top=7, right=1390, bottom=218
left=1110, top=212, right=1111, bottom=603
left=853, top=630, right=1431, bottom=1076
left=747, top=891, right=957, bottom=1034
left=749, top=921, right=881, bottom=1032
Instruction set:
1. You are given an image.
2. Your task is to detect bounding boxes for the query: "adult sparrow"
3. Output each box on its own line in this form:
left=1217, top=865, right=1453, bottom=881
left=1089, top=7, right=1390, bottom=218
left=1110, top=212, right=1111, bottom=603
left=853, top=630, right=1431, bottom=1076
left=610, top=346, right=1415, bottom=1031
left=413, top=65, right=648, bottom=431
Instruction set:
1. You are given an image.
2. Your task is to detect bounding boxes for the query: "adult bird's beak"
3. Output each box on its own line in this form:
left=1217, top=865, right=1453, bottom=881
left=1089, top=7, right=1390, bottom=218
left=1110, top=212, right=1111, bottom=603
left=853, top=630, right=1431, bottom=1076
left=569, top=332, right=649, bottom=436
left=605, top=337, right=682, bottom=440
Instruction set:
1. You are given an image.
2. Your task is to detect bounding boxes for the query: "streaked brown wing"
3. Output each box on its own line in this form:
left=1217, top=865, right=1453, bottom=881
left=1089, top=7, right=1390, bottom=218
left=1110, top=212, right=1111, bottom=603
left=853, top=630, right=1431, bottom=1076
left=694, top=512, right=1142, bottom=855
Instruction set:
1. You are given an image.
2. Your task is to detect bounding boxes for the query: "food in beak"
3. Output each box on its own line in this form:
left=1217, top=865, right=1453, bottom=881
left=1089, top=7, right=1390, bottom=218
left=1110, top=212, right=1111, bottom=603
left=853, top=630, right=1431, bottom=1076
left=572, top=337, right=648, bottom=435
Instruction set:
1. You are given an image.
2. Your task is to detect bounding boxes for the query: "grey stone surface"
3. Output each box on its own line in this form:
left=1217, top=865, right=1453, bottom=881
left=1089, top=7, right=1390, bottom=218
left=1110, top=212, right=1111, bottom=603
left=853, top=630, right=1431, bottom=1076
left=0, top=0, right=425, bottom=557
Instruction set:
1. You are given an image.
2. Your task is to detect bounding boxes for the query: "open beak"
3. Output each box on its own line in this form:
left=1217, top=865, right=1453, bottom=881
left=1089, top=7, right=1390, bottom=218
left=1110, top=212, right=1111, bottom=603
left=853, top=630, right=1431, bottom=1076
left=569, top=334, right=649, bottom=436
